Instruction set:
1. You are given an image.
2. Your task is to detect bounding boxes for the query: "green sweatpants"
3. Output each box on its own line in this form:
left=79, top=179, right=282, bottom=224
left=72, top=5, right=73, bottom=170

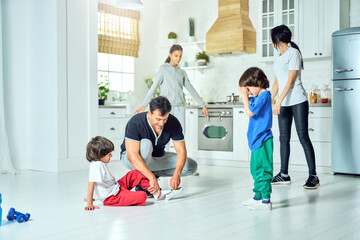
left=250, top=137, right=273, bottom=200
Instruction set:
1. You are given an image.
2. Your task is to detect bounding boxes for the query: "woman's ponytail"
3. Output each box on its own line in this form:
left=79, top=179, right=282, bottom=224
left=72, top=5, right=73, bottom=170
left=290, top=41, right=304, bottom=70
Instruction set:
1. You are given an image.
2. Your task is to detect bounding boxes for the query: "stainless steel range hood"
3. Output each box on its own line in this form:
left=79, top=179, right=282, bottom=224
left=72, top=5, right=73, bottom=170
left=206, top=0, right=256, bottom=55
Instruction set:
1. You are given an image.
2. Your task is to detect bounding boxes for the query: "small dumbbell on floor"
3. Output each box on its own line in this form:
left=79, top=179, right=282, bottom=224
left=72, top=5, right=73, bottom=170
left=7, top=208, right=31, bottom=223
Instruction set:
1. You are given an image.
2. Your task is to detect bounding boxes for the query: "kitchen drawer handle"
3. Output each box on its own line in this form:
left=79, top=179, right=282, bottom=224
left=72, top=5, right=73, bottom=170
left=239, top=111, right=244, bottom=114
left=110, top=112, right=116, bottom=115
left=335, top=68, right=353, bottom=73
left=190, top=111, right=194, bottom=114
left=335, top=87, right=354, bottom=92
left=309, top=128, right=314, bottom=132
left=309, top=111, right=314, bottom=114
left=110, top=127, right=116, bottom=131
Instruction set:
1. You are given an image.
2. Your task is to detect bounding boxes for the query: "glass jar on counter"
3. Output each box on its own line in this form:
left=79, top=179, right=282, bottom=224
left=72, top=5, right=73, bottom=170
left=320, top=84, right=331, bottom=103
left=309, top=85, right=320, bottom=104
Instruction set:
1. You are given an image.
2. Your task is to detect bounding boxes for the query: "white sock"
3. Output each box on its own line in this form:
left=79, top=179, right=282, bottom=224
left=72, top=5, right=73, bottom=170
left=281, top=173, right=289, bottom=178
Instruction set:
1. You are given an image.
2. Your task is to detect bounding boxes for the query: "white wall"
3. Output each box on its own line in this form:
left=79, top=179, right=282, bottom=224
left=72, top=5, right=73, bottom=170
left=2, top=0, right=97, bottom=172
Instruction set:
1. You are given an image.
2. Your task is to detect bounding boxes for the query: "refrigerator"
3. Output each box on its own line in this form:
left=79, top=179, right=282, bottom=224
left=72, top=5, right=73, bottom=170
left=332, top=27, right=360, bottom=174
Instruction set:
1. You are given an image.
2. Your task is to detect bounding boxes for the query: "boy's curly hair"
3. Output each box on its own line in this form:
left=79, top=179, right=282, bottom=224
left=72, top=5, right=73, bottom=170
left=239, top=67, right=269, bottom=89
left=86, top=136, right=114, bottom=162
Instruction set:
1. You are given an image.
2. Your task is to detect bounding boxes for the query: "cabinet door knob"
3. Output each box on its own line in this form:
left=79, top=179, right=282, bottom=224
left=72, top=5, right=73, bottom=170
left=314, top=53, right=317, bottom=56
left=110, top=112, right=116, bottom=115
left=239, top=111, right=244, bottom=114
left=319, top=53, right=322, bottom=56
left=110, top=127, right=116, bottom=130
left=190, top=111, right=193, bottom=114
left=309, top=128, right=314, bottom=132
left=309, top=111, right=314, bottom=114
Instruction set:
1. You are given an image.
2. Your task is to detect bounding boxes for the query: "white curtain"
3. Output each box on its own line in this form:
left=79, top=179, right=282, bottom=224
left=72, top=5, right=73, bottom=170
left=0, top=1, right=15, bottom=174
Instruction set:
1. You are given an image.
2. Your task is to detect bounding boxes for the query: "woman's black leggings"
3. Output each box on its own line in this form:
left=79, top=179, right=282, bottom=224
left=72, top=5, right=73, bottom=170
left=278, top=101, right=316, bottom=176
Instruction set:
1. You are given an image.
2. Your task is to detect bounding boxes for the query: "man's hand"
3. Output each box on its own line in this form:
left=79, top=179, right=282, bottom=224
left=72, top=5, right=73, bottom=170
left=170, top=173, right=181, bottom=190
left=147, top=176, right=161, bottom=195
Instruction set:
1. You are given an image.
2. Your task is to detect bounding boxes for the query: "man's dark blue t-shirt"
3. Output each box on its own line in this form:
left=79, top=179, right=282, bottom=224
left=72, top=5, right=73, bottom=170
left=120, top=112, right=184, bottom=157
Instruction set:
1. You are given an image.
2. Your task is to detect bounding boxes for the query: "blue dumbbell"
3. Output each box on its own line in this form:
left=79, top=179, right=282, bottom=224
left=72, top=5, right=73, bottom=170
left=7, top=208, right=30, bottom=223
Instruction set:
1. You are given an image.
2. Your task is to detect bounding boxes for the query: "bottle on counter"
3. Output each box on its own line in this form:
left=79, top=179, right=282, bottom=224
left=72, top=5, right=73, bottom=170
left=320, top=84, right=331, bottom=103
left=310, top=85, right=320, bottom=104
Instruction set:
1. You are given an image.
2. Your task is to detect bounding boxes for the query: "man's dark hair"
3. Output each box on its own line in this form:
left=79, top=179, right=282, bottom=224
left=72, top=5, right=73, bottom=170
left=86, top=136, right=114, bottom=162
left=149, top=96, right=172, bottom=116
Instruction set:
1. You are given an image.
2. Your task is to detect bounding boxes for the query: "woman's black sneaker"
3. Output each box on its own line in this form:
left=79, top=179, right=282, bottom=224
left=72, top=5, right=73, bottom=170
left=303, top=175, right=320, bottom=189
left=271, top=172, right=291, bottom=185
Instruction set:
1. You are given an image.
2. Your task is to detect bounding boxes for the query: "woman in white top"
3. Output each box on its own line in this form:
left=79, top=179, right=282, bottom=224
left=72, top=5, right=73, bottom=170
left=135, top=44, right=208, bottom=129
left=269, top=25, right=319, bottom=189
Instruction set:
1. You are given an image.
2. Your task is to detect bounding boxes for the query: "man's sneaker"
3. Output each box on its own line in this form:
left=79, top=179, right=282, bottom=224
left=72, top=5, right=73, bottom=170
left=303, top=175, right=320, bottom=189
left=242, top=198, right=261, bottom=206
left=134, top=184, right=152, bottom=197
left=271, top=172, right=291, bottom=185
left=248, top=202, right=272, bottom=211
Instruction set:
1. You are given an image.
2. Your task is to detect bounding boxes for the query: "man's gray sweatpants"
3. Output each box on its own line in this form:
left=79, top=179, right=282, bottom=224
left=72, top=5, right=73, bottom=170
left=121, top=139, right=197, bottom=177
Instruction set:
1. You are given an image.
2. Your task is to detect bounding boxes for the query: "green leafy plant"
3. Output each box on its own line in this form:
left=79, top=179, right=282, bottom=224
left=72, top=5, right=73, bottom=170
left=98, top=75, right=110, bottom=101
left=189, top=18, right=195, bottom=37
left=195, top=51, right=210, bottom=64
left=145, top=76, right=160, bottom=98
left=168, top=32, right=177, bottom=39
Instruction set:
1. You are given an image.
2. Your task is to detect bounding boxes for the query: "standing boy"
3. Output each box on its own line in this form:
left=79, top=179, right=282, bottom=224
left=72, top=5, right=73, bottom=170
left=238, top=67, right=274, bottom=211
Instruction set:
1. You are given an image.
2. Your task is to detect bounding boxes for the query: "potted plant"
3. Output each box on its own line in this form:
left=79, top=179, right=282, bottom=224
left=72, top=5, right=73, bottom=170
left=98, top=76, right=110, bottom=105
left=195, top=51, right=210, bottom=66
left=168, top=32, right=177, bottom=44
left=145, top=76, right=160, bottom=98
left=188, top=18, right=196, bottom=42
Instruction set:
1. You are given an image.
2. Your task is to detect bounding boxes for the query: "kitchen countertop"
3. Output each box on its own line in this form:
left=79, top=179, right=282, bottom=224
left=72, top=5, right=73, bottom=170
left=99, top=104, right=127, bottom=108
left=186, top=102, right=331, bottom=109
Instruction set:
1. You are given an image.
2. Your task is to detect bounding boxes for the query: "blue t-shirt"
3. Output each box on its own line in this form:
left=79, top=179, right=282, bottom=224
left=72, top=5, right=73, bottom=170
left=247, top=90, right=273, bottom=152
left=120, top=112, right=184, bottom=157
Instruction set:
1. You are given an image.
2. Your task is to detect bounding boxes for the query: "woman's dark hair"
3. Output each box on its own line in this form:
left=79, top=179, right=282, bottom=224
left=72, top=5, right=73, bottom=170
left=149, top=96, right=172, bottom=116
left=86, top=136, right=114, bottom=162
left=271, top=24, right=304, bottom=69
left=165, top=44, right=183, bottom=63
left=239, top=67, right=270, bottom=89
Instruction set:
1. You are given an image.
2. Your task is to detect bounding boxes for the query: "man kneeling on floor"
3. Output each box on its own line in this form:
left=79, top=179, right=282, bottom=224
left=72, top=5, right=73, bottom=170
left=120, top=96, right=198, bottom=200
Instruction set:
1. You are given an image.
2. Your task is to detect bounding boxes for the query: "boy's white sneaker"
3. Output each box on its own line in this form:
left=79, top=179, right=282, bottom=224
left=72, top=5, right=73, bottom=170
left=248, top=202, right=272, bottom=211
left=242, top=198, right=261, bottom=206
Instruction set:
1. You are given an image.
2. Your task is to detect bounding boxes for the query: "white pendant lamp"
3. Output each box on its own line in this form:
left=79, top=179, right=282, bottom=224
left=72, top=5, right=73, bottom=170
left=115, top=0, right=143, bottom=10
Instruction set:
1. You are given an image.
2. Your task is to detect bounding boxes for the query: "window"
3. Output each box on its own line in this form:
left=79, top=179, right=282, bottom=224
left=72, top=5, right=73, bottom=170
left=98, top=53, right=134, bottom=92
left=97, top=3, right=140, bottom=92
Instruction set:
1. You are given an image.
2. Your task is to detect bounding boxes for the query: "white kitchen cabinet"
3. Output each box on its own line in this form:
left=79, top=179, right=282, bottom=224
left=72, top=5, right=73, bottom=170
left=259, top=0, right=299, bottom=60
left=184, top=108, right=198, bottom=157
left=98, top=107, right=129, bottom=160
left=299, top=0, right=349, bottom=59
left=272, top=107, right=332, bottom=167
left=233, top=108, right=249, bottom=161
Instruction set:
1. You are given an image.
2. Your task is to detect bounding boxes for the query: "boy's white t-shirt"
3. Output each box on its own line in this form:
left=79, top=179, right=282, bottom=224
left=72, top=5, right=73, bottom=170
left=89, top=161, right=120, bottom=202
left=273, top=47, right=307, bottom=106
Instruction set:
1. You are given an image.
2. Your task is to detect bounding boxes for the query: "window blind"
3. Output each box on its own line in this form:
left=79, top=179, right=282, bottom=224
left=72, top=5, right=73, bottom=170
left=98, top=3, right=140, bottom=57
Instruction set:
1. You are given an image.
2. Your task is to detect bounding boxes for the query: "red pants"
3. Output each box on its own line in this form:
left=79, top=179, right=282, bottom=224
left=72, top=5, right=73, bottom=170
left=103, top=170, right=150, bottom=206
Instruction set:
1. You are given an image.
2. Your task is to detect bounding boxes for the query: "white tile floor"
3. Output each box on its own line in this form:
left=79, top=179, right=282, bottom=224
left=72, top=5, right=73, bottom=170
left=1, top=161, right=360, bottom=240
